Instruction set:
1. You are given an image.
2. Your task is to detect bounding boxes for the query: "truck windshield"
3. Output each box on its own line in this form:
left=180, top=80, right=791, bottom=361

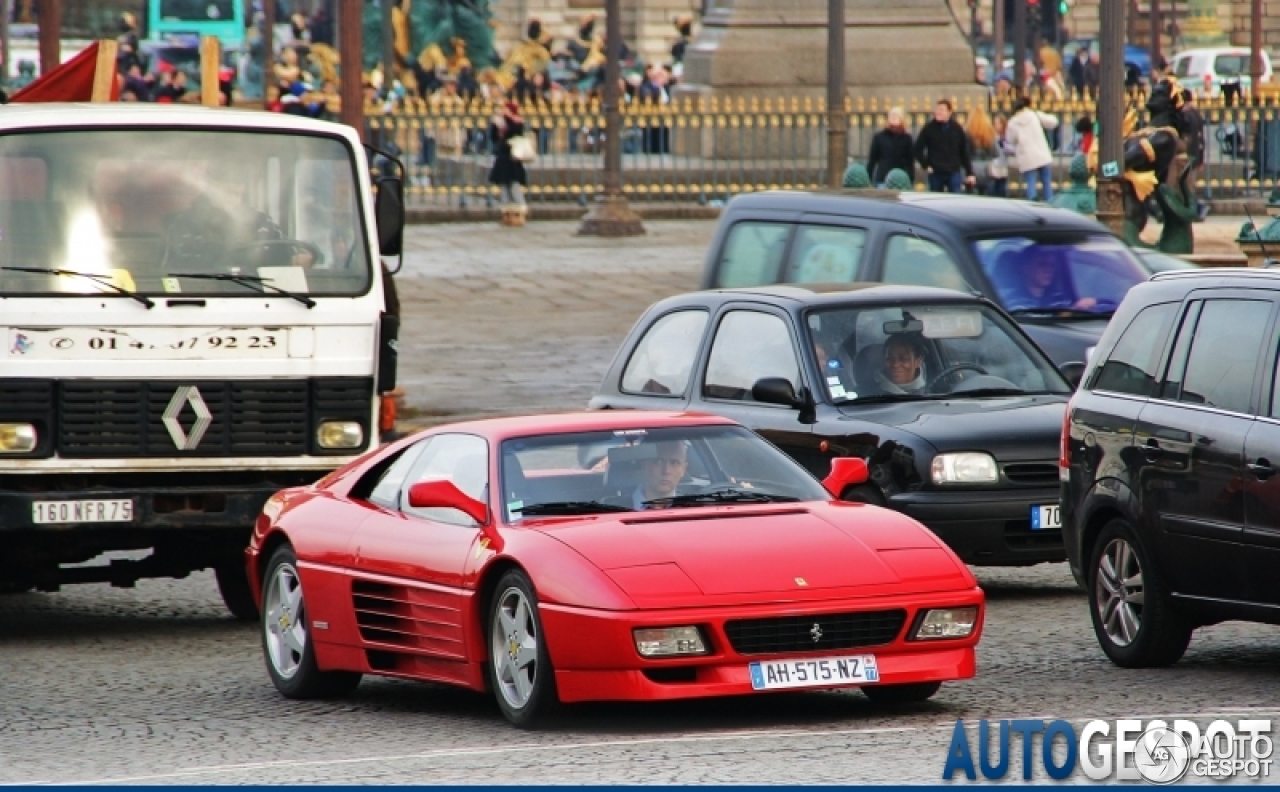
left=0, top=130, right=370, bottom=298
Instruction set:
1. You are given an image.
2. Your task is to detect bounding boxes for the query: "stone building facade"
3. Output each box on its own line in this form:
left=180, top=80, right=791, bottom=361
left=490, top=0, right=701, bottom=68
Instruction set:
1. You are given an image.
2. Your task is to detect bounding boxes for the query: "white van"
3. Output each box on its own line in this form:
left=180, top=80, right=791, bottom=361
left=1169, top=47, right=1273, bottom=97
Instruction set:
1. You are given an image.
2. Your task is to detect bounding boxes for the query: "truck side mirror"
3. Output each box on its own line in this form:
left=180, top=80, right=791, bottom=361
left=375, top=176, right=405, bottom=257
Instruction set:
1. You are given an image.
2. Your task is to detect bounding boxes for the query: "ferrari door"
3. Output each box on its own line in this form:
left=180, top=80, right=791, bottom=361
left=349, top=432, right=490, bottom=666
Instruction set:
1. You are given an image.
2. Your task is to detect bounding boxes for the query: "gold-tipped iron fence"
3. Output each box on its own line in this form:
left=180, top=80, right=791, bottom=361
left=366, top=93, right=1280, bottom=207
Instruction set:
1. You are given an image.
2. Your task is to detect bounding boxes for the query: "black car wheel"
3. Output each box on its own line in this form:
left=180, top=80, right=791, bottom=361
left=488, top=569, right=560, bottom=728
left=261, top=545, right=362, bottom=699
left=1087, top=519, right=1191, bottom=668
left=862, top=681, right=941, bottom=704
left=216, top=563, right=260, bottom=622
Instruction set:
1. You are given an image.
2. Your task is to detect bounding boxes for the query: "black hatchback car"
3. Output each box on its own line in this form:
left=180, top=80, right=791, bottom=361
left=590, top=284, right=1075, bottom=566
left=1063, top=269, right=1280, bottom=668
left=697, top=190, right=1151, bottom=368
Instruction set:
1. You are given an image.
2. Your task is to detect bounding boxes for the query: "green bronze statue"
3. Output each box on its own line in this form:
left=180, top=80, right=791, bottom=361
left=1049, top=155, right=1097, bottom=215
left=1152, top=156, right=1197, bottom=255
left=842, top=163, right=871, bottom=189
left=364, top=0, right=498, bottom=75
left=883, top=169, right=913, bottom=191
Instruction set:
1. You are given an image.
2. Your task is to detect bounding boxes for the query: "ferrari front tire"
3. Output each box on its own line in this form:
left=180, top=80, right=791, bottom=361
left=488, top=569, right=560, bottom=728
left=261, top=545, right=361, bottom=699
left=861, top=681, right=941, bottom=704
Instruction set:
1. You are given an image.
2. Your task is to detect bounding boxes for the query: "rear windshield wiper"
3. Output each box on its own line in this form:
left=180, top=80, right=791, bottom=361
left=517, top=501, right=634, bottom=516
left=644, top=488, right=801, bottom=508
left=172, top=272, right=316, bottom=308
left=1, top=266, right=155, bottom=308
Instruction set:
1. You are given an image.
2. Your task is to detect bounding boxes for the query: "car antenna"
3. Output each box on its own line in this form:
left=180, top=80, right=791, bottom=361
left=1244, top=207, right=1276, bottom=268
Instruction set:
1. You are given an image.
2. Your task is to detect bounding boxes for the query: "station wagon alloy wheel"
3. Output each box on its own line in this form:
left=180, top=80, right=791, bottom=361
left=265, top=562, right=308, bottom=679
left=1095, top=538, right=1144, bottom=647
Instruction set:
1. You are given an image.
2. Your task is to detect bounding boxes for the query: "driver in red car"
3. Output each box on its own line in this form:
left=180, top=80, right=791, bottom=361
left=634, top=440, right=689, bottom=509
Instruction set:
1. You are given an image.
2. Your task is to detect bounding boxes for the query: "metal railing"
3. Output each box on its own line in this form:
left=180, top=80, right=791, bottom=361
left=366, top=93, right=1280, bottom=207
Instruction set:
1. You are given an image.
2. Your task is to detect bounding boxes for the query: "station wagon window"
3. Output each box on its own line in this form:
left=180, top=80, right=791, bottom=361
left=703, top=311, right=801, bottom=402
left=715, top=222, right=789, bottom=287
left=621, top=310, right=709, bottom=396
left=783, top=226, right=866, bottom=284
left=1091, top=302, right=1178, bottom=396
left=400, top=434, right=489, bottom=526
left=882, top=235, right=968, bottom=291
left=1175, top=300, right=1270, bottom=415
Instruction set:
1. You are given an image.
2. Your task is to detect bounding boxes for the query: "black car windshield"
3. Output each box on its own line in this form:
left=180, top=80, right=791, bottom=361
left=806, top=303, right=1071, bottom=403
left=972, top=235, right=1147, bottom=316
left=0, top=130, right=370, bottom=297
left=500, top=425, right=829, bottom=521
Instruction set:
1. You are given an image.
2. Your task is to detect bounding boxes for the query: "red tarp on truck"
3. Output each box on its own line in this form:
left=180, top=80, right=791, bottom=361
left=9, top=40, right=121, bottom=103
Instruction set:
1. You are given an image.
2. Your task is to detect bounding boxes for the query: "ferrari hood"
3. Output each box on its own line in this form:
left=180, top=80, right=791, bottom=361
left=537, top=505, right=969, bottom=603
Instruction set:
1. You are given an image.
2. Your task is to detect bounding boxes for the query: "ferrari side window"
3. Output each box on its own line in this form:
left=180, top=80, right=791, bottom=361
left=400, top=433, right=490, bottom=526
left=366, top=439, right=432, bottom=510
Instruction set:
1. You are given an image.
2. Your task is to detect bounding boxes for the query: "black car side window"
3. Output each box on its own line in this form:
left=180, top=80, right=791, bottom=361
left=1176, top=299, right=1271, bottom=415
left=784, top=225, right=866, bottom=284
left=1091, top=302, right=1178, bottom=397
left=620, top=310, right=709, bottom=397
left=715, top=222, right=790, bottom=287
left=1159, top=301, right=1202, bottom=400
left=881, top=235, right=969, bottom=292
left=703, top=311, right=801, bottom=402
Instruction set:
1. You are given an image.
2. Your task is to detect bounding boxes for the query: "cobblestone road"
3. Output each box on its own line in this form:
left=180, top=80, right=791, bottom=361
left=2, top=221, right=1277, bottom=785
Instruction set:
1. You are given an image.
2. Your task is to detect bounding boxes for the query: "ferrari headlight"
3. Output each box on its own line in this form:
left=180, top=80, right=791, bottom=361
left=912, top=607, right=979, bottom=640
left=316, top=420, right=364, bottom=450
left=931, top=453, right=998, bottom=484
left=0, top=423, right=37, bottom=453
left=633, top=626, right=708, bottom=657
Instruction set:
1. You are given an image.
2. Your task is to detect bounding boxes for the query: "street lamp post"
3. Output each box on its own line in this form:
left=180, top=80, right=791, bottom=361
left=261, top=0, right=275, bottom=109
left=577, top=0, right=645, bottom=236
left=1013, top=0, right=1027, bottom=94
left=1096, top=0, right=1127, bottom=236
left=338, top=0, right=364, bottom=140
left=1250, top=0, right=1262, bottom=100
left=37, top=0, right=59, bottom=78
left=826, top=0, right=847, bottom=188
left=382, top=0, right=395, bottom=91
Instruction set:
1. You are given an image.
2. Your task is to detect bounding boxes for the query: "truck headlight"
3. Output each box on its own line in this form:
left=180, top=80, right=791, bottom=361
left=912, top=607, right=979, bottom=640
left=316, top=421, right=364, bottom=450
left=0, top=423, right=37, bottom=453
left=634, top=626, right=708, bottom=657
left=931, top=453, right=998, bottom=484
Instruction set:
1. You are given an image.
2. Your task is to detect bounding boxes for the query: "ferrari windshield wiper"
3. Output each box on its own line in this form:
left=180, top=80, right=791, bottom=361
left=517, top=501, right=634, bottom=516
left=173, top=272, right=316, bottom=308
left=644, top=488, right=800, bottom=508
left=0, top=266, right=155, bottom=308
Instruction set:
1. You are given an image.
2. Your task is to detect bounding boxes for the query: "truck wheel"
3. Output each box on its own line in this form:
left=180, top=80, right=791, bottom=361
left=216, top=564, right=260, bottom=622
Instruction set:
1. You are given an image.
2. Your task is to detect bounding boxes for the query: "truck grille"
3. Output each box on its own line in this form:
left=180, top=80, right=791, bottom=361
left=724, top=609, right=907, bottom=656
left=50, top=378, right=371, bottom=458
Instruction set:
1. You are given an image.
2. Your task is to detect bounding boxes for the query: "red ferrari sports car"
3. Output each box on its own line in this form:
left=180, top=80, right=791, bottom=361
left=247, top=411, right=984, bottom=728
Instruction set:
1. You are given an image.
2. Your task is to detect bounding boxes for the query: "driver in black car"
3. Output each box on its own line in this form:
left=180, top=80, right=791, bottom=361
left=633, top=440, right=689, bottom=510
left=875, top=334, right=928, bottom=395
left=165, top=163, right=313, bottom=270
left=1004, top=248, right=1097, bottom=312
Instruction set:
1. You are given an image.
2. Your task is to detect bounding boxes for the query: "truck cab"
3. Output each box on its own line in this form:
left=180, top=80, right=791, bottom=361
left=0, top=104, right=403, bottom=617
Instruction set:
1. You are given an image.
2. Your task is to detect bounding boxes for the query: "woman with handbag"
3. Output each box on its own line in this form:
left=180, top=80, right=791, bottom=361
left=988, top=114, right=1012, bottom=197
left=489, top=100, right=531, bottom=225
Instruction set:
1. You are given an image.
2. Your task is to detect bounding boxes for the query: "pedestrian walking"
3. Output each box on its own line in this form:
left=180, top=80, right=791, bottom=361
left=914, top=99, right=975, bottom=194
left=489, top=100, right=530, bottom=226
left=1005, top=98, right=1060, bottom=202
left=866, top=107, right=915, bottom=187
left=966, top=107, right=1007, bottom=197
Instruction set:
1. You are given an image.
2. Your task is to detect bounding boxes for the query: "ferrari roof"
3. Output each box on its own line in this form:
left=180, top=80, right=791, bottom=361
left=426, top=410, right=737, bottom=439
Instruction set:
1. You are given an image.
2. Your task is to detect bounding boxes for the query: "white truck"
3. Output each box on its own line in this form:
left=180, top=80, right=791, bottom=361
left=0, top=104, right=404, bottom=618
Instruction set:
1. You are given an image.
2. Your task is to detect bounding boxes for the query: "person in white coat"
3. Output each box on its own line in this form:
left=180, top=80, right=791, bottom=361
left=1005, top=97, right=1061, bottom=202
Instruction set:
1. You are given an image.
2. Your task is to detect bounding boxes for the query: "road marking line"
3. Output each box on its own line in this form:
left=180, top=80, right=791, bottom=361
left=24, top=726, right=919, bottom=786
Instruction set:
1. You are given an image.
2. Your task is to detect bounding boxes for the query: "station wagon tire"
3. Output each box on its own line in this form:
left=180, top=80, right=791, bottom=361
left=261, top=545, right=361, bottom=699
left=1087, top=519, right=1191, bottom=668
left=216, top=563, right=260, bottom=622
left=861, top=681, right=941, bottom=704
left=488, top=570, right=560, bottom=728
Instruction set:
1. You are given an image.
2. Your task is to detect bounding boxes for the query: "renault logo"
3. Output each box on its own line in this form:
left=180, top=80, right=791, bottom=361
left=810, top=623, right=823, bottom=643
left=162, top=386, right=213, bottom=450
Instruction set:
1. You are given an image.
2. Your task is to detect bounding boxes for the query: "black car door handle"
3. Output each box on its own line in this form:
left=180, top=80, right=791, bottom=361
left=1249, top=459, right=1275, bottom=478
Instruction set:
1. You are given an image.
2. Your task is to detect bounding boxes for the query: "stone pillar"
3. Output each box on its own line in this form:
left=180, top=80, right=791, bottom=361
left=1181, top=0, right=1228, bottom=45
left=678, top=0, right=987, bottom=104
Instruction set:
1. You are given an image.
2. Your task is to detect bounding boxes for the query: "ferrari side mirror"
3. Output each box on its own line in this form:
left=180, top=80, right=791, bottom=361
left=822, top=457, right=869, bottom=498
left=407, top=479, right=488, bottom=524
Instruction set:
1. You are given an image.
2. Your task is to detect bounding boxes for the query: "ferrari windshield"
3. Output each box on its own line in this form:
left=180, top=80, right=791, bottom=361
left=972, top=235, right=1147, bottom=316
left=0, top=130, right=369, bottom=297
left=807, top=302, right=1071, bottom=402
left=500, top=425, right=830, bottom=520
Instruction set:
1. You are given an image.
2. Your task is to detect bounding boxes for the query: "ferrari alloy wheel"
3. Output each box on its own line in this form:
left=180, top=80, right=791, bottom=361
left=488, top=570, right=559, bottom=728
left=1087, top=519, right=1191, bottom=668
left=261, top=545, right=361, bottom=699
left=862, top=681, right=941, bottom=704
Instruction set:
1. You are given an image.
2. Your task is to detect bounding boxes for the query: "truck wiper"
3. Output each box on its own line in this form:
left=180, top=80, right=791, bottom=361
left=0, top=266, right=155, bottom=308
left=173, top=272, right=316, bottom=308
